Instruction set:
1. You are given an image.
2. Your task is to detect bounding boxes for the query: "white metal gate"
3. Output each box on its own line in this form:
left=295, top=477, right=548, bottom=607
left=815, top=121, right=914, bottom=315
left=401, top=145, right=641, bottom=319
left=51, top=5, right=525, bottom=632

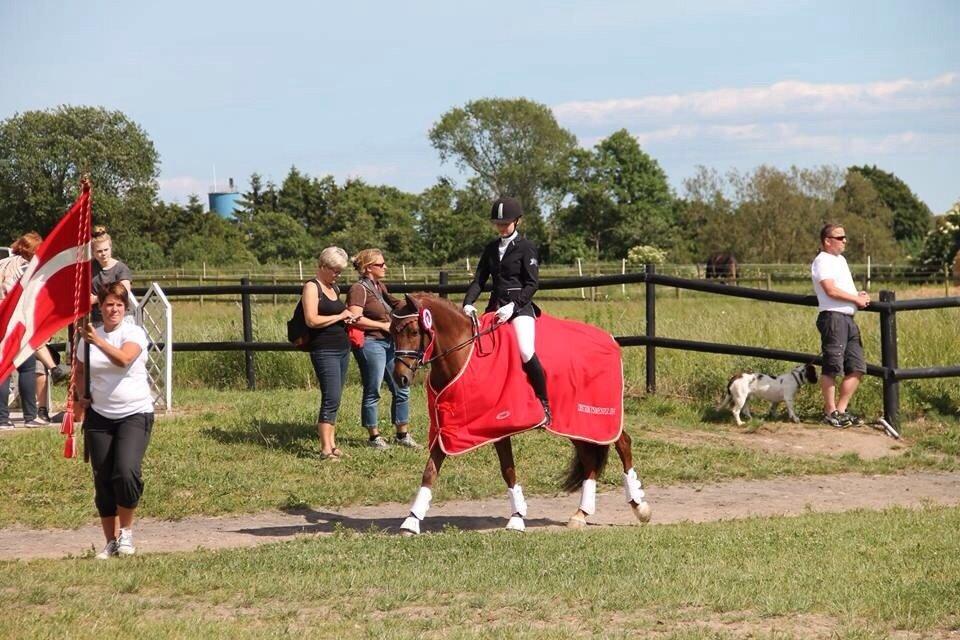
left=137, top=283, right=173, bottom=411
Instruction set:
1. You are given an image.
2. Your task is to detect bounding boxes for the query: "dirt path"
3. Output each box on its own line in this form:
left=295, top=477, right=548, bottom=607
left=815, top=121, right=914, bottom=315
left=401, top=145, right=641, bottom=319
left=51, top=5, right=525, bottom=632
left=2, top=470, right=958, bottom=561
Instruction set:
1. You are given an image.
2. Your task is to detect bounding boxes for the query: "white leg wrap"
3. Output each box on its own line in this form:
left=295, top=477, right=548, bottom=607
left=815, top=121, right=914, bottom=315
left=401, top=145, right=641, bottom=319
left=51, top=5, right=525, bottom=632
left=623, top=468, right=645, bottom=504
left=400, top=516, right=421, bottom=534
left=506, top=516, right=526, bottom=532
left=579, top=479, right=597, bottom=515
left=507, top=484, right=528, bottom=517
left=409, top=486, right=432, bottom=521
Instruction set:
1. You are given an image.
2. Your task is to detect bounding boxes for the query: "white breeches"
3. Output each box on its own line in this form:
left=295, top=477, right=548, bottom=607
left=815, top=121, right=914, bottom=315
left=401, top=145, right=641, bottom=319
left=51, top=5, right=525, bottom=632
left=511, top=315, right=536, bottom=363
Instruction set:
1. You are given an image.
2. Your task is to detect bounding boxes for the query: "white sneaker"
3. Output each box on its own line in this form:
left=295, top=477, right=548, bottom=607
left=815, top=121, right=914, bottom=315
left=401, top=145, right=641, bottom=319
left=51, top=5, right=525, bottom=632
left=394, top=433, right=421, bottom=449
left=117, top=529, right=136, bottom=556
left=96, top=539, right=119, bottom=560
left=368, top=436, right=390, bottom=450
left=0, top=420, right=15, bottom=431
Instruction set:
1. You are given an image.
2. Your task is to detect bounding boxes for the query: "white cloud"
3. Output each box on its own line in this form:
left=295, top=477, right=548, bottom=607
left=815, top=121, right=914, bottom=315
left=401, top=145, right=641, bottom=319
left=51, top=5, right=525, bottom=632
left=553, top=73, right=959, bottom=125
left=555, top=73, right=960, bottom=159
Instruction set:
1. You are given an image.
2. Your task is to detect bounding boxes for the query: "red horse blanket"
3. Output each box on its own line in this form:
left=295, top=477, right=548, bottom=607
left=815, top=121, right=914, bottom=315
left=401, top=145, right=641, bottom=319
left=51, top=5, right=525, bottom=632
left=426, top=312, right=623, bottom=455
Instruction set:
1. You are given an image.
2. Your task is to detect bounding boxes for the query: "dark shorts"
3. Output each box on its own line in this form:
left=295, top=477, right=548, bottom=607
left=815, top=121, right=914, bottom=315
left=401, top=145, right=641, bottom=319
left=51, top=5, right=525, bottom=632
left=816, top=311, right=866, bottom=377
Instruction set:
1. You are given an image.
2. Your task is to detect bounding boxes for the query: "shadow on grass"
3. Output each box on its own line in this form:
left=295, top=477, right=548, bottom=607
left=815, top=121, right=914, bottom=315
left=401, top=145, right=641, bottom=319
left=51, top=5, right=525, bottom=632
left=232, top=507, right=563, bottom=536
left=203, top=421, right=319, bottom=457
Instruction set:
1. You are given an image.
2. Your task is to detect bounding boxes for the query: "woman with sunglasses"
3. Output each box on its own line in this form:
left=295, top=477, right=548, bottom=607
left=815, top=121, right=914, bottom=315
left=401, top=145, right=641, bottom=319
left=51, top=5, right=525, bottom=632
left=811, top=224, right=870, bottom=429
left=346, top=249, right=417, bottom=449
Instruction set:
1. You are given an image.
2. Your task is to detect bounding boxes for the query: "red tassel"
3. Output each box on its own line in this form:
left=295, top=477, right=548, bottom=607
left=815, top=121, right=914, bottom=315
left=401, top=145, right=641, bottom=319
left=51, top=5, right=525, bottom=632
left=63, top=434, right=76, bottom=459
left=60, top=411, right=74, bottom=436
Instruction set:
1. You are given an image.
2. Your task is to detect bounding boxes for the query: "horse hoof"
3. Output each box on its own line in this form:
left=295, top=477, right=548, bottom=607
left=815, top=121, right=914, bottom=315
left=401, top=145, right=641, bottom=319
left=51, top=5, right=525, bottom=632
left=631, top=501, right=652, bottom=523
left=506, top=516, right=526, bottom=532
left=567, top=513, right=587, bottom=529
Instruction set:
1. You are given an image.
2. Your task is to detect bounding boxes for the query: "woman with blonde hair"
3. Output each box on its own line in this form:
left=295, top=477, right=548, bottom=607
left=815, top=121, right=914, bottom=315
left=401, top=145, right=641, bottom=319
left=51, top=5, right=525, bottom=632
left=347, top=248, right=417, bottom=449
left=90, top=226, right=133, bottom=325
left=303, top=247, right=356, bottom=460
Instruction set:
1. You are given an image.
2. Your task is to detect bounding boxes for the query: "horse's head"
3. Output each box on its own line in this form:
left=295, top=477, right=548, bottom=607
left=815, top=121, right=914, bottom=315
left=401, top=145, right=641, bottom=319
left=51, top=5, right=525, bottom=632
left=391, top=294, right=428, bottom=388
left=390, top=293, right=473, bottom=389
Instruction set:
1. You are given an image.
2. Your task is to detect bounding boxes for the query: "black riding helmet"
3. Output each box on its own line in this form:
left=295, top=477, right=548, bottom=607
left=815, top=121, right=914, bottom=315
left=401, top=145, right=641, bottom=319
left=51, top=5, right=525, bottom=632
left=490, top=196, right=522, bottom=222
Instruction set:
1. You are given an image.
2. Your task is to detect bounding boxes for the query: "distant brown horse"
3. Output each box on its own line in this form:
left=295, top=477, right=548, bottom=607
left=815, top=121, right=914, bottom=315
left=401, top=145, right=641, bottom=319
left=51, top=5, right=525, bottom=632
left=390, top=293, right=651, bottom=535
left=705, top=252, right=738, bottom=284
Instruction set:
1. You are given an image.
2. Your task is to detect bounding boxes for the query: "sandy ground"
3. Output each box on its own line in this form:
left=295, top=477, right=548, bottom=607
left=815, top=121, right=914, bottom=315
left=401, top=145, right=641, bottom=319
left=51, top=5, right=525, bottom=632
left=1, top=470, right=958, bottom=561
left=647, top=420, right=909, bottom=460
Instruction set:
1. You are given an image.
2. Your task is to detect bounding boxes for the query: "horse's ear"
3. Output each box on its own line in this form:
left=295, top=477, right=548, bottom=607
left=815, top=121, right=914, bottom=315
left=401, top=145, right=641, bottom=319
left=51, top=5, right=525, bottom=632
left=405, top=293, right=421, bottom=312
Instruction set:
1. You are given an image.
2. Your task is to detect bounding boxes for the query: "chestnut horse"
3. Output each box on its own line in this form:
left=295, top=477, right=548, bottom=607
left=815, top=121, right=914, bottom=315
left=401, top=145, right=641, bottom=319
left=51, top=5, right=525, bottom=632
left=390, top=293, right=651, bottom=535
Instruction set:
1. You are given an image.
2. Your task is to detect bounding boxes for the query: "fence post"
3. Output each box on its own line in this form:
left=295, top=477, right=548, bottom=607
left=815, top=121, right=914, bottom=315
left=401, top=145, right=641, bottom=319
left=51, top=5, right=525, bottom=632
left=878, top=290, right=898, bottom=427
left=577, top=258, right=585, bottom=299
left=438, top=270, right=448, bottom=299
left=241, top=277, right=255, bottom=390
left=645, top=263, right=656, bottom=394
left=621, top=259, right=627, bottom=297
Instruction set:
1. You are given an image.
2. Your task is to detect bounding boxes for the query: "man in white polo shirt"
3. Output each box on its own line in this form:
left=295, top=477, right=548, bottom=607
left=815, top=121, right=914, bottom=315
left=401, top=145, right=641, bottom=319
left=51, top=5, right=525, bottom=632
left=811, top=223, right=871, bottom=428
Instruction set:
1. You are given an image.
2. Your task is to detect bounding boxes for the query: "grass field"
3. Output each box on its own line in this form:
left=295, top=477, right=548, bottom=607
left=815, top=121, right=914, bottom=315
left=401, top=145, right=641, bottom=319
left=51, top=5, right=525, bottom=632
left=2, top=387, right=958, bottom=529
left=1, top=506, right=958, bottom=638
left=1, top=283, right=957, bottom=638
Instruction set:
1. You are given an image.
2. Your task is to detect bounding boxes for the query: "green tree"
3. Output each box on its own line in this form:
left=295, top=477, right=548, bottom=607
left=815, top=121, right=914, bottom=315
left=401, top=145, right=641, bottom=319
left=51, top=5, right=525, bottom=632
left=850, top=165, right=932, bottom=248
left=322, top=179, right=422, bottom=262
left=428, top=98, right=577, bottom=244
left=243, top=210, right=314, bottom=263
left=556, top=130, right=675, bottom=260
left=917, top=201, right=960, bottom=270
left=831, top=171, right=900, bottom=262
left=0, top=105, right=159, bottom=242
left=417, top=178, right=491, bottom=265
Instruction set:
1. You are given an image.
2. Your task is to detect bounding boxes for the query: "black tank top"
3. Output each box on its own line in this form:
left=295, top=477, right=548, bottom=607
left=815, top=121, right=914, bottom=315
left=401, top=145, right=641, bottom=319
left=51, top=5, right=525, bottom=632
left=308, top=283, right=349, bottom=351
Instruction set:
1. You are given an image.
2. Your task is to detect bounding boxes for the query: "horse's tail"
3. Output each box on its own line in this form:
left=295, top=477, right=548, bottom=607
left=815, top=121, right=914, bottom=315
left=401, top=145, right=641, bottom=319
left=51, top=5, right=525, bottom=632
left=562, top=442, right=610, bottom=493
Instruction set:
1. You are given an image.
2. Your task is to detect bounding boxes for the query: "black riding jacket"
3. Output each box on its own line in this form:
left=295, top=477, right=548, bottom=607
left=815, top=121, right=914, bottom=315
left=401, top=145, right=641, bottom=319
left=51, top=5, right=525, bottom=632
left=463, top=234, right=540, bottom=318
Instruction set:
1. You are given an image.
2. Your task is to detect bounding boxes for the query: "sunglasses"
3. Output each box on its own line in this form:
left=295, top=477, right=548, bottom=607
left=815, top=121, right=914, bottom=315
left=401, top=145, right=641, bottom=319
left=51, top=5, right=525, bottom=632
left=828, top=236, right=847, bottom=241
left=371, top=262, right=387, bottom=268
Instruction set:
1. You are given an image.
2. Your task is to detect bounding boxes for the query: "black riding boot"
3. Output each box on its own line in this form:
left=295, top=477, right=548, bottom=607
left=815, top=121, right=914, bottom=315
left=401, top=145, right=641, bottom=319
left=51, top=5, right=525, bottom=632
left=521, top=355, right=551, bottom=427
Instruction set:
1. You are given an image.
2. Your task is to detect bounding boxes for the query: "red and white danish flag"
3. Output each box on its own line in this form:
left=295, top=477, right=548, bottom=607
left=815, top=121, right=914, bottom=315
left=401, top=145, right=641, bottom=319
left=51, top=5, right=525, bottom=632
left=0, top=184, right=92, bottom=383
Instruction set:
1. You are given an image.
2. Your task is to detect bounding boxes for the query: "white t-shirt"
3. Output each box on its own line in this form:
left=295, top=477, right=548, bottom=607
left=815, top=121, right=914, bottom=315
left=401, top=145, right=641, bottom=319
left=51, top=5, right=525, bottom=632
left=78, top=323, right=154, bottom=419
left=811, top=251, right=857, bottom=315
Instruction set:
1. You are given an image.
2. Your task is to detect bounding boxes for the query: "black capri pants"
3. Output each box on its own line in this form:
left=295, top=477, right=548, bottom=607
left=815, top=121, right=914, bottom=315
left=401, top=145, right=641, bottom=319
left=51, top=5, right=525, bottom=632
left=84, top=409, right=154, bottom=517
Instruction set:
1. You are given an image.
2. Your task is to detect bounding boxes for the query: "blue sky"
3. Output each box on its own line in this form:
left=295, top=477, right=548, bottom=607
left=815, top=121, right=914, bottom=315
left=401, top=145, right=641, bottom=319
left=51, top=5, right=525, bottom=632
left=2, top=1, right=958, bottom=213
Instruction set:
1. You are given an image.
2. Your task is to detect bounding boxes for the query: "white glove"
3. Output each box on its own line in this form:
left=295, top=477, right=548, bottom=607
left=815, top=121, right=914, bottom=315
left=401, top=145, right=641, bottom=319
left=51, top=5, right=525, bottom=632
left=495, top=303, right=515, bottom=324
left=463, top=304, right=478, bottom=317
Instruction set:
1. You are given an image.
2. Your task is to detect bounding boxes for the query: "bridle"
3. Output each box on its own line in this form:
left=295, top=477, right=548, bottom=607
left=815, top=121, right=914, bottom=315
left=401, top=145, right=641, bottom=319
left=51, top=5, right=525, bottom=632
left=392, top=309, right=497, bottom=377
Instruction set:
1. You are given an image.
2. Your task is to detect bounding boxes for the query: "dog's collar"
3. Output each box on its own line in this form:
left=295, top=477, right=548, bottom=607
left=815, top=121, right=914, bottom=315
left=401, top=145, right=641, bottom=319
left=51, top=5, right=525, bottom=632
left=791, top=369, right=804, bottom=387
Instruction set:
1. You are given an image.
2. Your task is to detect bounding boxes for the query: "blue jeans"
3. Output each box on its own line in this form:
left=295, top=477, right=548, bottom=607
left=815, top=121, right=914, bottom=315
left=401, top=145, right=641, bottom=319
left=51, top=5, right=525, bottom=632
left=0, top=355, right=38, bottom=423
left=309, top=348, right=350, bottom=424
left=352, top=337, right=410, bottom=428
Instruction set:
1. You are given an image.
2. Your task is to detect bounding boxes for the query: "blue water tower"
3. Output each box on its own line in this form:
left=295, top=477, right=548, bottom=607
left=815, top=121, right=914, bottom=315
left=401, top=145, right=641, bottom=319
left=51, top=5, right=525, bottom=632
left=208, top=177, right=241, bottom=218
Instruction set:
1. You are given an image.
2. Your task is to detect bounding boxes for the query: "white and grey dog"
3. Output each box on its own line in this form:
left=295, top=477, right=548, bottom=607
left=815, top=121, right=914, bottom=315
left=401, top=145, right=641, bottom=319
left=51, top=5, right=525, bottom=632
left=720, top=363, right=818, bottom=426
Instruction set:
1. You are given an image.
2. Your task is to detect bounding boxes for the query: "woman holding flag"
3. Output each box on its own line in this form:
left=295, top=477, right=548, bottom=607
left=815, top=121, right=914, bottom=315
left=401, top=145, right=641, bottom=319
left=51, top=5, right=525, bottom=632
left=76, top=281, right=154, bottom=559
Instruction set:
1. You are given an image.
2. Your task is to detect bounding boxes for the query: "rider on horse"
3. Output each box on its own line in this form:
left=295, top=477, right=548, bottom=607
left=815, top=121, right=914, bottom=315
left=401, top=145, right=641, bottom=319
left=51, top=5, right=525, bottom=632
left=463, top=196, right=551, bottom=427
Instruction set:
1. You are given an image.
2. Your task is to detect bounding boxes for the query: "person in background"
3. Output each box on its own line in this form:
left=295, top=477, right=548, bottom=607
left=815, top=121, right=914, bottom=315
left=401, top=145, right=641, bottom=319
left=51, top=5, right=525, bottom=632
left=0, top=232, right=45, bottom=429
left=76, top=282, right=155, bottom=559
left=811, top=223, right=870, bottom=428
left=90, top=226, right=133, bottom=325
left=463, top=196, right=551, bottom=426
left=303, top=247, right=356, bottom=461
left=347, top=249, right=418, bottom=450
